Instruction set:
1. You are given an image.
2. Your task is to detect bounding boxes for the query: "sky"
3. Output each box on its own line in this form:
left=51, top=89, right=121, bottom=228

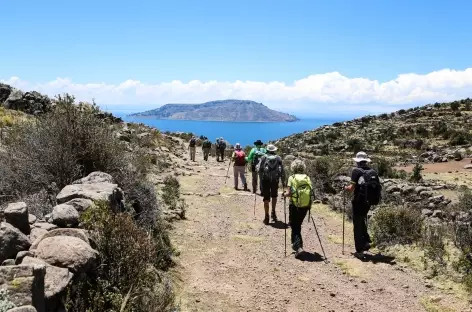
left=1, top=0, right=472, bottom=117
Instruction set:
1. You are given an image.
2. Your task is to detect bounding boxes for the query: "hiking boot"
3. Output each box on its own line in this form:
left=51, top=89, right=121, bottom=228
left=354, top=251, right=365, bottom=259
left=363, top=243, right=371, bottom=252
left=234, top=186, right=239, bottom=191
left=263, top=215, right=269, bottom=225
left=243, top=183, right=249, bottom=191
left=295, top=247, right=304, bottom=259
left=271, top=211, right=278, bottom=222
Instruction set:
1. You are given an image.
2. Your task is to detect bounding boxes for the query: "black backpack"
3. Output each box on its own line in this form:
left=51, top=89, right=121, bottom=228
left=357, top=168, right=382, bottom=206
left=218, top=141, right=226, bottom=149
left=261, top=155, right=281, bottom=182
left=189, top=138, right=196, bottom=147
left=202, top=140, right=211, bottom=148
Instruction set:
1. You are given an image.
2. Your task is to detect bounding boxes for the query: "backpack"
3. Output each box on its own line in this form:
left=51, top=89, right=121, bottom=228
left=290, top=174, right=313, bottom=208
left=261, top=155, right=281, bottom=182
left=189, top=138, right=196, bottom=147
left=218, top=141, right=226, bottom=149
left=357, top=168, right=382, bottom=206
left=202, top=140, right=211, bottom=148
left=234, top=150, right=246, bottom=166
left=252, top=148, right=266, bottom=170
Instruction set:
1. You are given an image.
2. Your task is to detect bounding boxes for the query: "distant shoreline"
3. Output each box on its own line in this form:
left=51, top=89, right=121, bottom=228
left=125, top=115, right=300, bottom=123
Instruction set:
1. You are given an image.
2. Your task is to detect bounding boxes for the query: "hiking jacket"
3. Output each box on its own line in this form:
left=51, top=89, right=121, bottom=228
left=245, top=147, right=267, bottom=163
left=350, top=164, right=371, bottom=205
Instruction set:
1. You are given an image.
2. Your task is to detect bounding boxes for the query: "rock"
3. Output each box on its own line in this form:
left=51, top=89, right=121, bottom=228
left=15, top=251, right=34, bottom=265
left=22, top=256, right=73, bottom=300
left=422, top=209, right=433, bottom=217
left=51, top=204, right=79, bottom=228
left=72, top=171, right=114, bottom=185
left=56, top=183, right=124, bottom=212
left=35, top=236, right=98, bottom=273
left=29, top=228, right=48, bottom=243
left=0, top=264, right=46, bottom=309
left=30, top=228, right=89, bottom=251
left=3, top=90, right=51, bottom=115
left=2, top=259, right=15, bottom=266
left=386, top=185, right=401, bottom=193
left=321, top=197, right=329, bottom=205
left=432, top=210, right=444, bottom=219
left=0, top=222, right=31, bottom=263
left=0, top=83, right=12, bottom=103
left=3, top=90, right=23, bottom=109
left=419, top=191, right=434, bottom=198
left=465, top=164, right=472, bottom=170
left=7, top=306, right=38, bottom=312
left=33, top=223, right=57, bottom=231
left=284, top=155, right=296, bottom=162
left=400, top=185, right=415, bottom=194
left=4, top=202, right=30, bottom=235
left=28, top=215, right=37, bottom=225
left=62, top=198, right=93, bottom=213
left=428, top=203, right=436, bottom=209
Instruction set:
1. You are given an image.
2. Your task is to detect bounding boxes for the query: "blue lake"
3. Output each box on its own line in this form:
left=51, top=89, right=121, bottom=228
left=119, top=115, right=339, bottom=147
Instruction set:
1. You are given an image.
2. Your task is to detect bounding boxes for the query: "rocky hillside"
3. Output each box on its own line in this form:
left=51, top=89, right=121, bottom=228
left=274, top=99, right=472, bottom=163
left=130, top=99, right=299, bottom=122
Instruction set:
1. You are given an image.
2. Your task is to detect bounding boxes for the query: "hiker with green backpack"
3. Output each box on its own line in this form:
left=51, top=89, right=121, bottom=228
left=246, top=139, right=267, bottom=194
left=257, top=144, right=285, bottom=225
left=202, top=136, right=212, bottom=161
left=283, top=159, right=313, bottom=259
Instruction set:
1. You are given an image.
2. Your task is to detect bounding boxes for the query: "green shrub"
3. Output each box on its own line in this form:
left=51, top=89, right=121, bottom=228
left=410, top=163, right=424, bottom=182
left=421, top=224, right=448, bottom=265
left=372, top=157, right=395, bottom=178
left=454, top=150, right=463, bottom=161
left=161, top=175, right=187, bottom=219
left=66, top=202, right=175, bottom=311
left=451, top=101, right=460, bottom=111
left=450, top=131, right=470, bottom=146
left=346, top=138, right=364, bottom=153
left=304, top=156, right=345, bottom=195
left=371, top=206, right=423, bottom=248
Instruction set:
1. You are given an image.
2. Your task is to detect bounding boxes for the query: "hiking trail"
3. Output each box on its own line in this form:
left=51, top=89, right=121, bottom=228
left=171, top=148, right=471, bottom=312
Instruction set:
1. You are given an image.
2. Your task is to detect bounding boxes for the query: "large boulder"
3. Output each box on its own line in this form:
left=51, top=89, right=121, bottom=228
left=35, top=236, right=98, bottom=273
left=3, top=90, right=51, bottom=115
left=72, top=171, right=114, bottom=185
left=0, top=223, right=31, bottom=263
left=62, top=198, right=93, bottom=213
left=30, top=228, right=89, bottom=251
left=56, top=182, right=124, bottom=212
left=32, top=223, right=57, bottom=231
left=29, top=228, right=48, bottom=243
left=51, top=204, right=79, bottom=228
left=7, top=306, right=38, bottom=312
left=0, top=265, right=45, bottom=311
left=4, top=202, right=30, bottom=235
left=0, top=83, right=12, bottom=103
left=21, top=256, right=73, bottom=300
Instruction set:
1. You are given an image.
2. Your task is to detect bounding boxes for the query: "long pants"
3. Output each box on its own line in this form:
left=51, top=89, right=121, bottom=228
left=218, top=148, right=225, bottom=161
left=289, top=204, right=308, bottom=251
left=252, top=171, right=262, bottom=193
left=189, top=147, right=196, bottom=161
left=203, top=148, right=210, bottom=161
left=352, top=201, right=371, bottom=252
left=233, top=166, right=247, bottom=188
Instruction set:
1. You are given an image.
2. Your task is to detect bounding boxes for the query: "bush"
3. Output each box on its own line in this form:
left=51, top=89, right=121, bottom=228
left=410, top=163, right=424, bottom=182
left=161, top=175, right=186, bottom=219
left=304, top=156, right=345, bottom=195
left=346, top=138, right=364, bottom=153
left=372, top=157, right=395, bottom=178
left=415, top=125, right=429, bottom=137
left=454, top=150, right=463, bottom=161
left=371, top=206, right=423, bottom=248
left=450, top=131, right=470, bottom=146
left=451, top=101, right=460, bottom=111
left=0, top=289, right=16, bottom=312
left=421, top=224, right=448, bottom=265
left=66, top=202, right=175, bottom=311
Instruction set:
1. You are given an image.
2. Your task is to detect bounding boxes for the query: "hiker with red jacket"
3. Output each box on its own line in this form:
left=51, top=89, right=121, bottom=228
left=232, top=143, right=249, bottom=191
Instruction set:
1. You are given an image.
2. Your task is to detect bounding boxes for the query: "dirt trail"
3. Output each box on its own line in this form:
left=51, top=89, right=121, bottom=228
left=171, top=148, right=471, bottom=312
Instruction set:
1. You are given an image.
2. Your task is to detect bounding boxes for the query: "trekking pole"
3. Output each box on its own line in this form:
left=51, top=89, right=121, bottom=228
left=224, top=159, right=232, bottom=184
left=284, top=196, right=287, bottom=257
left=342, top=188, right=346, bottom=255
left=310, top=215, right=328, bottom=263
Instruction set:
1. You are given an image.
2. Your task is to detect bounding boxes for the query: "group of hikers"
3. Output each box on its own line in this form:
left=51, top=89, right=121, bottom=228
left=188, top=136, right=227, bottom=162
left=188, top=136, right=381, bottom=260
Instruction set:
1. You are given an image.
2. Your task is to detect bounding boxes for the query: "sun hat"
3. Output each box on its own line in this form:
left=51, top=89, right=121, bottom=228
left=266, top=144, right=278, bottom=152
left=254, top=139, right=264, bottom=146
left=235, top=143, right=241, bottom=150
left=353, top=151, right=371, bottom=163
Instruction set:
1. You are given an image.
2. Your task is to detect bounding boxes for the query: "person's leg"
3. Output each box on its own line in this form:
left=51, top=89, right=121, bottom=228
left=233, top=166, right=238, bottom=189
left=270, top=181, right=278, bottom=221
left=290, top=204, right=301, bottom=250
left=240, top=167, right=247, bottom=189
left=352, top=213, right=366, bottom=253
left=262, top=181, right=270, bottom=224
left=252, top=171, right=257, bottom=194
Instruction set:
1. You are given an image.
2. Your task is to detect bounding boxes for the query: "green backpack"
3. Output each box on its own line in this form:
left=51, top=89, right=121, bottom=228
left=290, top=174, right=313, bottom=208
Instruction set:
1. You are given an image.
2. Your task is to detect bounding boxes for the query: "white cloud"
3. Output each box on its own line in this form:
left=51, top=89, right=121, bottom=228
left=2, top=68, right=472, bottom=114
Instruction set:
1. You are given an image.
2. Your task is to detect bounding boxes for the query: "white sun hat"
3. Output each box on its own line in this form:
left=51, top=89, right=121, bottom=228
left=235, top=143, right=241, bottom=150
left=266, top=144, right=278, bottom=152
left=353, top=151, right=371, bottom=163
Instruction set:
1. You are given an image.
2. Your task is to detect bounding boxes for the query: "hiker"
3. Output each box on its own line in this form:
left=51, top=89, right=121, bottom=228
left=246, top=139, right=267, bottom=194
left=202, top=136, right=212, bottom=161
left=217, top=137, right=226, bottom=162
left=257, top=144, right=285, bottom=225
left=283, top=159, right=313, bottom=259
left=345, top=151, right=382, bottom=259
left=189, top=136, right=197, bottom=161
left=232, top=143, right=249, bottom=191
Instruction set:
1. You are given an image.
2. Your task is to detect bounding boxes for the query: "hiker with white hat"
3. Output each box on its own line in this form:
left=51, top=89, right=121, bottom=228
left=257, top=144, right=285, bottom=225
left=232, top=143, right=249, bottom=191
left=345, top=151, right=382, bottom=259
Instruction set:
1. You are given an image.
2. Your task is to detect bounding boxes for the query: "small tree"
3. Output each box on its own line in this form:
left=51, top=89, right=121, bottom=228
left=410, top=163, right=424, bottom=182
left=451, top=101, right=460, bottom=111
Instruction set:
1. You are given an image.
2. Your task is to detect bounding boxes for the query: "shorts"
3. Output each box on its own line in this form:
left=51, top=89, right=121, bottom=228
left=262, top=179, right=279, bottom=202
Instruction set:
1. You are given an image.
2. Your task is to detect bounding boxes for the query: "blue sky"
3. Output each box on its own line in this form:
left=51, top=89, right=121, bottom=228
left=1, top=0, right=472, bottom=115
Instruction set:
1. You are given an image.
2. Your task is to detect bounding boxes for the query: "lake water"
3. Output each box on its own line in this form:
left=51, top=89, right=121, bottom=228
left=119, top=115, right=338, bottom=147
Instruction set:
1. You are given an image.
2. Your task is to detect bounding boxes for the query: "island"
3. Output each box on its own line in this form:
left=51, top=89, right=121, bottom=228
left=129, top=100, right=299, bottom=122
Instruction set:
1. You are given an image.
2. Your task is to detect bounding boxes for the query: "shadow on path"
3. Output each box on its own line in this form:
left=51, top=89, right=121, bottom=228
left=358, top=253, right=396, bottom=265
left=270, top=220, right=288, bottom=230
left=296, top=251, right=325, bottom=262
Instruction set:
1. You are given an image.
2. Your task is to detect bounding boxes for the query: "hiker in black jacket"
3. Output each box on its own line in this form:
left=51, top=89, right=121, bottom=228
left=345, top=151, right=373, bottom=259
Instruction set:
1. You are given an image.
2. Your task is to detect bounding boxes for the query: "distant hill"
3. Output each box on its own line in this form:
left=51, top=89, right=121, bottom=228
left=129, top=100, right=299, bottom=122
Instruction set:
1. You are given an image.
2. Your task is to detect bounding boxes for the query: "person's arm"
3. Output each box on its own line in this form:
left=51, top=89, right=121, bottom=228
left=246, top=148, right=255, bottom=162
left=345, top=168, right=360, bottom=192
left=283, top=176, right=293, bottom=197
